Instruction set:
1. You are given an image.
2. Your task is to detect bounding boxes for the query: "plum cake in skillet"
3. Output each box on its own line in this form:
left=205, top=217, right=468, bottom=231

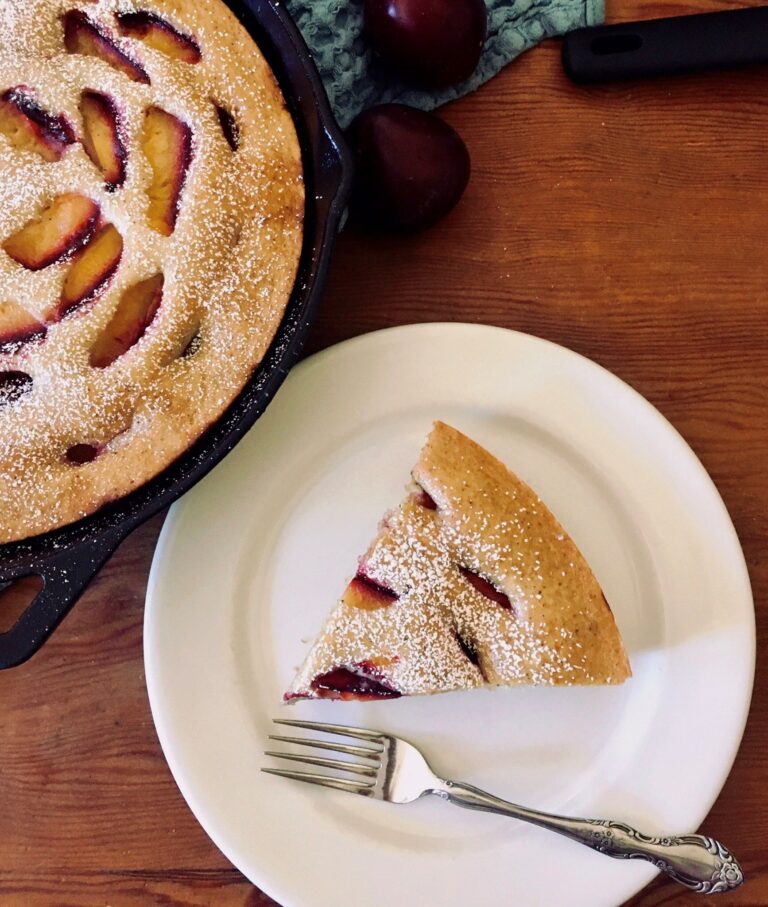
left=286, top=422, right=631, bottom=701
left=0, top=0, right=303, bottom=544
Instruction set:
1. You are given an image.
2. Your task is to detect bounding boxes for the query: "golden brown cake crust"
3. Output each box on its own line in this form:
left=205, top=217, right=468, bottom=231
left=412, top=421, right=632, bottom=685
left=288, top=422, right=631, bottom=700
left=0, top=0, right=303, bottom=543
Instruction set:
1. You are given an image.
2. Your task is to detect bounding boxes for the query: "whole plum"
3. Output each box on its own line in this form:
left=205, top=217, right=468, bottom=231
left=347, top=104, right=471, bottom=232
left=364, top=0, right=487, bottom=88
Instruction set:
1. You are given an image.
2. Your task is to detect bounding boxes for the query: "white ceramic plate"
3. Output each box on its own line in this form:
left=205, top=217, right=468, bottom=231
left=145, top=323, right=754, bottom=907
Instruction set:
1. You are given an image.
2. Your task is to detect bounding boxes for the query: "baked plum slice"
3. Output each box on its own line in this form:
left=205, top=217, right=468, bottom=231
left=0, top=302, right=46, bottom=350
left=0, top=371, right=33, bottom=406
left=215, top=104, right=239, bottom=151
left=142, top=106, right=192, bottom=236
left=90, top=273, right=163, bottom=367
left=0, top=88, right=75, bottom=162
left=79, top=91, right=127, bottom=190
left=2, top=193, right=99, bottom=271
left=63, top=10, right=150, bottom=84
left=58, top=223, right=123, bottom=317
left=309, top=662, right=402, bottom=700
left=459, top=566, right=513, bottom=612
left=342, top=574, right=398, bottom=611
left=116, top=11, right=201, bottom=64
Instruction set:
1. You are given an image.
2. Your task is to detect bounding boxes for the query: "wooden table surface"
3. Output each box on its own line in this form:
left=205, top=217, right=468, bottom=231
left=2, top=0, right=766, bottom=903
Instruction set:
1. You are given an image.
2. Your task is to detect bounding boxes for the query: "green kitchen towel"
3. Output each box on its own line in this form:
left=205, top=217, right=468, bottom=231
left=285, top=0, right=604, bottom=128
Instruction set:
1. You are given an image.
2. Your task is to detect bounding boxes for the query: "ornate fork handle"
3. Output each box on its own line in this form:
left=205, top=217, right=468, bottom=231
left=433, top=780, right=743, bottom=894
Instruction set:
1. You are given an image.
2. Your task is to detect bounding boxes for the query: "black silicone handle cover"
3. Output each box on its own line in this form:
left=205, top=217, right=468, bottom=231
left=562, top=6, right=768, bottom=84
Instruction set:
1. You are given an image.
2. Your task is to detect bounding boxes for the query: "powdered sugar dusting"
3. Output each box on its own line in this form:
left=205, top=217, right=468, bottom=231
left=0, top=0, right=303, bottom=542
left=289, top=423, right=631, bottom=699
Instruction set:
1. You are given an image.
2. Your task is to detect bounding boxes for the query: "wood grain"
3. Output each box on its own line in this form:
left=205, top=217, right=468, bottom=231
left=1, top=0, right=766, bottom=903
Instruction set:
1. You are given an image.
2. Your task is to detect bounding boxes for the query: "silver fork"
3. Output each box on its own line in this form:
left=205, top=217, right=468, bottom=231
left=264, top=718, right=743, bottom=895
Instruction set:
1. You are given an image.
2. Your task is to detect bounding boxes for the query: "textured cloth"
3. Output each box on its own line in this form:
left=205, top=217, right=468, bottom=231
left=285, top=0, right=604, bottom=128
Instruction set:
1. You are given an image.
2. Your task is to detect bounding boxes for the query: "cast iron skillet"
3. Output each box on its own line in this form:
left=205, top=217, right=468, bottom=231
left=0, top=0, right=353, bottom=669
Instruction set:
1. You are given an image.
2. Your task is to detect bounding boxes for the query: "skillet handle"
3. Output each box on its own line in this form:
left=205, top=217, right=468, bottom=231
left=562, top=6, right=768, bottom=84
left=0, top=527, right=126, bottom=669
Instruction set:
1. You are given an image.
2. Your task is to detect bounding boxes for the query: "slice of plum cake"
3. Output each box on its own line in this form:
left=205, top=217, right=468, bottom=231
left=286, top=421, right=631, bottom=702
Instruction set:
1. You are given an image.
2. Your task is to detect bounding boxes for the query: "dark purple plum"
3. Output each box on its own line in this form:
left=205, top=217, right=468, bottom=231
left=364, top=0, right=487, bottom=88
left=347, top=104, right=470, bottom=232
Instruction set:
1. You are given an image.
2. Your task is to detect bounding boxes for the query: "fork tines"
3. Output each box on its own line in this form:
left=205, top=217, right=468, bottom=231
left=272, top=718, right=384, bottom=742
left=263, top=718, right=386, bottom=796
